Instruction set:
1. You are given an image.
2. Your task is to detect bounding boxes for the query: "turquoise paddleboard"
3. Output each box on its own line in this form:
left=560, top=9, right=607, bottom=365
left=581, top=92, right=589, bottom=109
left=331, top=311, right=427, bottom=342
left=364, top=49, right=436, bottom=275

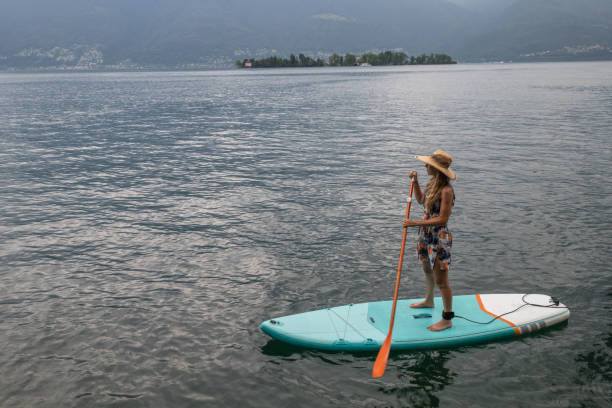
left=260, top=294, right=570, bottom=351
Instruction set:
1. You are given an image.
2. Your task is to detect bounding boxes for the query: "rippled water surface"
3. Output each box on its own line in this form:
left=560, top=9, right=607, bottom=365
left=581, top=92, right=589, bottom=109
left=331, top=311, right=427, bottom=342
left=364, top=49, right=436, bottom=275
left=1, top=62, right=611, bottom=407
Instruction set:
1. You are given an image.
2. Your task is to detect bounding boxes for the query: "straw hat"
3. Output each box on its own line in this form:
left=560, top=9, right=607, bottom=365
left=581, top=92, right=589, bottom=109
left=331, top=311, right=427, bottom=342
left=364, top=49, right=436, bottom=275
left=415, top=150, right=456, bottom=180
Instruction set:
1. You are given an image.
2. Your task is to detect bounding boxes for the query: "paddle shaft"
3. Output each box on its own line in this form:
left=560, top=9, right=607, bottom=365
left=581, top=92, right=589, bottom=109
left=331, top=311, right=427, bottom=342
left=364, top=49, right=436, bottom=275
left=372, top=178, right=415, bottom=378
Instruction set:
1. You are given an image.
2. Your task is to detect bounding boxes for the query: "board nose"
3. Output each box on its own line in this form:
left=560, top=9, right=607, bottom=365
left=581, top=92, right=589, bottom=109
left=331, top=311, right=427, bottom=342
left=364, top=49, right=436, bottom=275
left=260, top=320, right=273, bottom=336
left=260, top=319, right=283, bottom=336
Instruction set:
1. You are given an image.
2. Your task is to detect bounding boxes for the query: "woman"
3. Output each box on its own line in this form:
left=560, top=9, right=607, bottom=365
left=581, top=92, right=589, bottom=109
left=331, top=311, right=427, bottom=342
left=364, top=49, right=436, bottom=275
left=402, top=150, right=456, bottom=331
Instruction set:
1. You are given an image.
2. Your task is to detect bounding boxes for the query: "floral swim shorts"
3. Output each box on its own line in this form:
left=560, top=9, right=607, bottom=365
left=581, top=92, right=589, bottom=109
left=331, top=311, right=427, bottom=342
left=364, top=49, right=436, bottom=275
left=417, top=224, right=452, bottom=271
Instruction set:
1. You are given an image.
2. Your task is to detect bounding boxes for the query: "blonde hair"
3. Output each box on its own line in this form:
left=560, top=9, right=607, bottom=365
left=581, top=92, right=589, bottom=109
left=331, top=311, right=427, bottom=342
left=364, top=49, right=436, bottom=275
left=424, top=169, right=452, bottom=213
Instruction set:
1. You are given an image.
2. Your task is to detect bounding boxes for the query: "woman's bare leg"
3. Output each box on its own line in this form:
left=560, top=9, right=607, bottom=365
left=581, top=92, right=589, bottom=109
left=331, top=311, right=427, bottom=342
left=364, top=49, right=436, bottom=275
left=410, top=259, right=435, bottom=308
left=428, top=258, right=453, bottom=331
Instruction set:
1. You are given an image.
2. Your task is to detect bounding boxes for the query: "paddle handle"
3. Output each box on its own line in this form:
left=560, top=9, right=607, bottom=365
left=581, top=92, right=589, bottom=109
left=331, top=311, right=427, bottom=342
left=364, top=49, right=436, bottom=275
left=372, top=178, right=415, bottom=378
left=388, top=178, right=415, bottom=329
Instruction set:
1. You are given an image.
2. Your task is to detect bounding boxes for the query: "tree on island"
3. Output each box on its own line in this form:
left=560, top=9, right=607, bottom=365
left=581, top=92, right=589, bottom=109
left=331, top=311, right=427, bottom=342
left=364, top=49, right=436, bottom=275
left=344, top=54, right=357, bottom=66
left=237, top=54, right=325, bottom=68
left=237, top=51, right=456, bottom=68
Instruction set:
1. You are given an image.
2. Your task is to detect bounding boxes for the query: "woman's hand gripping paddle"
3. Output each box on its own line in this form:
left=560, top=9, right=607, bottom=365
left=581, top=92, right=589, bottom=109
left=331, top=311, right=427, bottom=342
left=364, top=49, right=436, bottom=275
left=372, top=178, right=415, bottom=378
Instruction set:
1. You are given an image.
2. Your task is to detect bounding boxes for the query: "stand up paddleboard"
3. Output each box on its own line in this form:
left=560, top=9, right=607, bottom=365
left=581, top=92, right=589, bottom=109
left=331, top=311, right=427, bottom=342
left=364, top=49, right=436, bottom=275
left=260, top=294, right=569, bottom=351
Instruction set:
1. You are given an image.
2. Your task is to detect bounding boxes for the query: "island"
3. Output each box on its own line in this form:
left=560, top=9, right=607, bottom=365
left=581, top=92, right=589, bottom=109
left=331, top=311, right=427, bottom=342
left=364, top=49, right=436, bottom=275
left=237, top=51, right=456, bottom=68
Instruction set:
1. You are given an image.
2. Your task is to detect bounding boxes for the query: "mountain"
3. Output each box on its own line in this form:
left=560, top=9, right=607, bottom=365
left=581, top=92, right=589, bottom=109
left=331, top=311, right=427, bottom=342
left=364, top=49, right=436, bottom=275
left=0, top=0, right=610, bottom=69
left=0, top=1, right=471, bottom=59
left=452, top=0, right=612, bottom=61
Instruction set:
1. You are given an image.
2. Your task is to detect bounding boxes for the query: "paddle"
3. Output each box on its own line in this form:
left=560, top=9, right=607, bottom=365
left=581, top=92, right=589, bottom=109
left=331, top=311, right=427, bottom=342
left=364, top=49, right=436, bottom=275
left=372, top=177, right=415, bottom=378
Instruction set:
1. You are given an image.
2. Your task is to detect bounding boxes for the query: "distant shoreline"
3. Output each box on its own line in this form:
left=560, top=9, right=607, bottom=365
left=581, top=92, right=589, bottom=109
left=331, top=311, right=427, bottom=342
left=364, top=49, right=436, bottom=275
left=237, top=51, right=456, bottom=68
left=4, top=58, right=612, bottom=74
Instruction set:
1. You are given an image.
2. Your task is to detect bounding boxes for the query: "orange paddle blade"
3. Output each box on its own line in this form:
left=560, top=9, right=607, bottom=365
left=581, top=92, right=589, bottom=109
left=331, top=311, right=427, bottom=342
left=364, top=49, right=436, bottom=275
left=372, top=334, right=392, bottom=377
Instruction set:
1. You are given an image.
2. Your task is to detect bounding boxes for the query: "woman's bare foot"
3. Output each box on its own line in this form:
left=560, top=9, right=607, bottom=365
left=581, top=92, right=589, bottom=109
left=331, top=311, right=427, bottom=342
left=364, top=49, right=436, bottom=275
left=428, top=319, right=452, bottom=331
left=410, top=300, right=434, bottom=308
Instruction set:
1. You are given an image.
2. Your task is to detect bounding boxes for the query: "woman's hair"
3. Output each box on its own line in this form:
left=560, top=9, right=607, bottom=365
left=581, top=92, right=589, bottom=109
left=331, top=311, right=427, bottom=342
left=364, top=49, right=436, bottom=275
left=424, top=168, right=452, bottom=212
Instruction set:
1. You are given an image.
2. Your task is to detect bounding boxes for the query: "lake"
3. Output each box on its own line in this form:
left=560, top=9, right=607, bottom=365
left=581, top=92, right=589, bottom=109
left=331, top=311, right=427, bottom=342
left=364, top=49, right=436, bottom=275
left=1, top=62, right=611, bottom=407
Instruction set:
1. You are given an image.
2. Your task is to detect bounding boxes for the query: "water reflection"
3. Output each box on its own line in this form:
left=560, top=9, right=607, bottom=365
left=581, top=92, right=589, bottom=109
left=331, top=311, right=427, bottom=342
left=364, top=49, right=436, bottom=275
left=262, top=337, right=456, bottom=407
left=373, top=351, right=455, bottom=407
left=261, top=339, right=308, bottom=359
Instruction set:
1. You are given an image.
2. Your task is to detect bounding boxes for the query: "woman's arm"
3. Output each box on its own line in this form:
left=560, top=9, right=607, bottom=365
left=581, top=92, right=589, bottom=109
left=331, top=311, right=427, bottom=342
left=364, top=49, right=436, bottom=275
left=403, top=186, right=453, bottom=227
left=408, top=170, right=425, bottom=204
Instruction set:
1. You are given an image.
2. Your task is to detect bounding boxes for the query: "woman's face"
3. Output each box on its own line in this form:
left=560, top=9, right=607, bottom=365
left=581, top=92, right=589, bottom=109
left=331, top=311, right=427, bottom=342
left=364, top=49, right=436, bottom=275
left=425, top=163, right=435, bottom=176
